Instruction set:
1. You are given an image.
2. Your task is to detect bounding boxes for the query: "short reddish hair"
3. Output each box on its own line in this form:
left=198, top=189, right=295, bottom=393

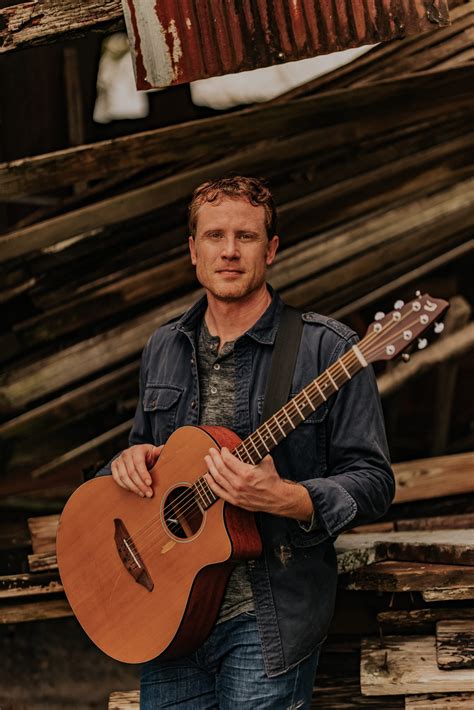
left=188, top=176, right=277, bottom=239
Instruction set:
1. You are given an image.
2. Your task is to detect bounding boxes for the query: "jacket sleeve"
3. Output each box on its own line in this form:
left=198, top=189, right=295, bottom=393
left=94, top=340, right=153, bottom=477
left=297, top=335, right=395, bottom=544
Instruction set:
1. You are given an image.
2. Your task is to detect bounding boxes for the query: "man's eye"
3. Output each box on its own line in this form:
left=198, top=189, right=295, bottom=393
left=207, top=233, right=222, bottom=239
left=239, top=233, right=254, bottom=240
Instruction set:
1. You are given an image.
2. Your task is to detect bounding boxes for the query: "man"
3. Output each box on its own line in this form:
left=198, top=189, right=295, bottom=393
left=98, top=176, right=395, bottom=708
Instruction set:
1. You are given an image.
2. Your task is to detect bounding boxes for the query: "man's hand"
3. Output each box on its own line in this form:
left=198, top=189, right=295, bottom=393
left=111, top=444, right=163, bottom=497
left=204, top=447, right=313, bottom=523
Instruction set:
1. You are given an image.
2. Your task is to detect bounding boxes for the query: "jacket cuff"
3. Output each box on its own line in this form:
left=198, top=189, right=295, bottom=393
left=291, top=478, right=357, bottom=546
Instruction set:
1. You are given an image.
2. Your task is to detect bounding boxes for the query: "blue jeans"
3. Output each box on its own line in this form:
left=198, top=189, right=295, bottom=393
left=140, top=612, right=321, bottom=709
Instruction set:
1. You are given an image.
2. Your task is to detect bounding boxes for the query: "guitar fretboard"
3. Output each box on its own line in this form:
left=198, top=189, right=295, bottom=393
left=192, top=345, right=365, bottom=511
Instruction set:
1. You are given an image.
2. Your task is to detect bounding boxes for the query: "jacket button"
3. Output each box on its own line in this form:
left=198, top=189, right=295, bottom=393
left=191, top=400, right=196, bottom=409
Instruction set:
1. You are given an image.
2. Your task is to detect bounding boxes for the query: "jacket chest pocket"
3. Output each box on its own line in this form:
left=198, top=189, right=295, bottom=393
left=143, top=384, right=183, bottom=445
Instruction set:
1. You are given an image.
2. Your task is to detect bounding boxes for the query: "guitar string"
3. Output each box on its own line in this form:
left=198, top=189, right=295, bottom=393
left=124, top=306, right=434, bottom=550
left=124, top=306, right=431, bottom=550
left=125, top=305, right=432, bottom=552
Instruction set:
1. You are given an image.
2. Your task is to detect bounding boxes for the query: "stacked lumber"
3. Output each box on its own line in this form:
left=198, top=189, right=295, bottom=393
left=1, top=59, right=473, bottom=501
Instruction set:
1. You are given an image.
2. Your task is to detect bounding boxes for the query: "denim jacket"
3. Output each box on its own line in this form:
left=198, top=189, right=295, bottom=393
left=97, top=287, right=395, bottom=676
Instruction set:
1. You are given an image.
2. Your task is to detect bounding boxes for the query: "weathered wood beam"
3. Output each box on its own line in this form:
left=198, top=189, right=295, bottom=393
left=0, top=572, right=62, bottom=599
left=0, top=0, right=123, bottom=54
left=423, top=587, right=474, bottom=602
left=0, top=290, right=197, bottom=413
left=0, top=598, right=72, bottom=623
left=0, top=65, right=471, bottom=203
left=392, top=452, right=474, bottom=504
left=27, top=513, right=58, bottom=554
left=431, top=297, right=472, bottom=455
left=361, top=636, right=474, bottom=696
left=378, top=609, right=474, bottom=633
left=405, top=694, right=474, bottom=709
left=342, top=560, right=474, bottom=592
left=436, top=621, right=474, bottom=670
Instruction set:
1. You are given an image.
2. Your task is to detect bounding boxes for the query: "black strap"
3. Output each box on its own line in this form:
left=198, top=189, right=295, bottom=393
left=261, top=305, right=303, bottom=422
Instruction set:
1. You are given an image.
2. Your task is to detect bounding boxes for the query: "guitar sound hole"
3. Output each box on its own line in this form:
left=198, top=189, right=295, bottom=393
left=163, top=486, right=204, bottom=539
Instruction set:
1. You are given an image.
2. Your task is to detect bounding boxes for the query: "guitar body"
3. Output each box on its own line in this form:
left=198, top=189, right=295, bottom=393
left=56, top=425, right=262, bottom=664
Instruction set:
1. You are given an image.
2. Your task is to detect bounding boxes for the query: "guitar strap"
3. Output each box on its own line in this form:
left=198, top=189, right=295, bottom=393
left=261, top=305, right=303, bottom=423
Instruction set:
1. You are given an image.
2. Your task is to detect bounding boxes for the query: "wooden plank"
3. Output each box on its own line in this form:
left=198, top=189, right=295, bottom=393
left=343, top=561, right=474, bottom=592
left=340, top=530, right=474, bottom=567
left=27, top=514, right=59, bottom=554
left=423, top=587, right=474, bottom=602
left=391, top=453, right=474, bottom=504
left=380, top=530, right=474, bottom=567
left=436, top=621, right=474, bottom=670
left=0, top=0, right=123, bottom=54
left=396, top=514, right=474, bottom=531
left=0, top=290, right=196, bottom=414
left=405, top=693, right=474, bottom=708
left=108, top=691, right=139, bottom=710
left=30, top=418, right=133, bottom=479
left=378, top=609, right=474, bottom=634
left=431, top=297, right=471, bottom=455
left=0, top=598, right=72, bottom=624
left=0, top=66, right=472, bottom=261
left=0, top=573, right=63, bottom=599
left=361, top=636, right=474, bottom=696
left=28, top=553, right=58, bottom=573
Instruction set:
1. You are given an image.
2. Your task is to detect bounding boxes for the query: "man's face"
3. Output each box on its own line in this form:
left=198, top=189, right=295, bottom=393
left=188, top=197, right=279, bottom=302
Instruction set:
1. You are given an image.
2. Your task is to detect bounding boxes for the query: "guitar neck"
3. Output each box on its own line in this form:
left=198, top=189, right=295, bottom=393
left=193, top=343, right=367, bottom=511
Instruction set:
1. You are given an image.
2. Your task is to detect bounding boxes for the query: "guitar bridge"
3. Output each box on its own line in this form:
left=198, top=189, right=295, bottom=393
left=114, top=518, right=154, bottom=592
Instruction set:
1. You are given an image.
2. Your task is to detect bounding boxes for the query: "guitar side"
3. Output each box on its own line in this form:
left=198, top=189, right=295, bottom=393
left=56, top=425, right=262, bottom=664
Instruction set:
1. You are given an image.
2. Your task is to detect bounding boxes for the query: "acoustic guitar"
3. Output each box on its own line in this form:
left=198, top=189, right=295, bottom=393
left=56, top=293, right=448, bottom=663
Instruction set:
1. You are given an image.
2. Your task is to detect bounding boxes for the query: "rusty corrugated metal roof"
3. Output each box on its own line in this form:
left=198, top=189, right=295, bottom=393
left=122, top=0, right=450, bottom=90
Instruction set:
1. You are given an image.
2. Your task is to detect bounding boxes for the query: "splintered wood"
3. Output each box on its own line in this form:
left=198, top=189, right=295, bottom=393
left=361, top=636, right=474, bottom=696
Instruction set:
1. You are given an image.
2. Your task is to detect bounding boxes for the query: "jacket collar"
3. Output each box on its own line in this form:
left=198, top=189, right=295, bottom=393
left=175, top=285, right=284, bottom=346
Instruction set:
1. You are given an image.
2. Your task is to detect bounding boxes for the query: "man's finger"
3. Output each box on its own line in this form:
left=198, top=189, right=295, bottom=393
left=204, top=472, right=236, bottom=506
left=131, top=451, right=153, bottom=489
left=115, top=457, right=145, bottom=497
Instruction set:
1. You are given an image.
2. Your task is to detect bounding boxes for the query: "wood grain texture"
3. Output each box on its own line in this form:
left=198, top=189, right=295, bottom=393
left=343, top=561, right=474, bottom=592
left=392, top=452, right=474, bottom=504
left=405, top=693, right=474, bottom=708
left=378, top=609, right=474, bottom=634
left=0, top=598, right=72, bottom=623
left=423, top=587, right=474, bottom=602
left=108, top=691, right=139, bottom=710
left=361, top=636, right=474, bottom=696
left=0, top=0, right=123, bottom=53
left=436, top=621, right=474, bottom=669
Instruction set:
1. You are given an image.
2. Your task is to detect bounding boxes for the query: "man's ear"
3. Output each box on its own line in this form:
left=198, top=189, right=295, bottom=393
left=266, top=235, right=279, bottom=265
left=188, top=235, right=197, bottom=266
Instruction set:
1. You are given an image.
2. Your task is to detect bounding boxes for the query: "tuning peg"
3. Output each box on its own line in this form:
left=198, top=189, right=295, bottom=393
left=401, top=353, right=410, bottom=362
left=418, top=337, right=428, bottom=350
left=394, top=300, right=404, bottom=310
left=374, top=311, right=385, bottom=321
left=415, top=290, right=421, bottom=297
left=434, top=322, right=445, bottom=334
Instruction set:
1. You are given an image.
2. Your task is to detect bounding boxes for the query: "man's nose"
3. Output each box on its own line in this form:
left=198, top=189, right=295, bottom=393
left=221, top=236, right=240, bottom=259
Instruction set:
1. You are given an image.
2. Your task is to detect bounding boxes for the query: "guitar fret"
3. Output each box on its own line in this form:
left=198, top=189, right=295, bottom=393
left=339, top=359, right=351, bottom=378
left=292, top=399, right=304, bottom=419
left=234, top=448, right=244, bottom=462
left=283, top=408, right=296, bottom=430
left=264, top=421, right=278, bottom=445
left=315, top=380, right=327, bottom=401
left=274, top=416, right=286, bottom=436
left=302, top=390, right=315, bottom=410
left=255, top=428, right=270, bottom=452
left=248, top=436, right=261, bottom=459
left=326, top=371, right=339, bottom=390
left=240, top=440, right=252, bottom=461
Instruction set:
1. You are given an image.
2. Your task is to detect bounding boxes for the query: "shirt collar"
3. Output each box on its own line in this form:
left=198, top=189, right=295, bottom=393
left=175, top=285, right=284, bottom=345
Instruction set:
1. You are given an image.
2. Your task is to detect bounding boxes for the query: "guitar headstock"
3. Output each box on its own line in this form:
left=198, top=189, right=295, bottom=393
left=360, top=293, right=449, bottom=364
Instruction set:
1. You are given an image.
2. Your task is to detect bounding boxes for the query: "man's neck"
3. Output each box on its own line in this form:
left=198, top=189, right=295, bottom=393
left=204, top=285, right=272, bottom=345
